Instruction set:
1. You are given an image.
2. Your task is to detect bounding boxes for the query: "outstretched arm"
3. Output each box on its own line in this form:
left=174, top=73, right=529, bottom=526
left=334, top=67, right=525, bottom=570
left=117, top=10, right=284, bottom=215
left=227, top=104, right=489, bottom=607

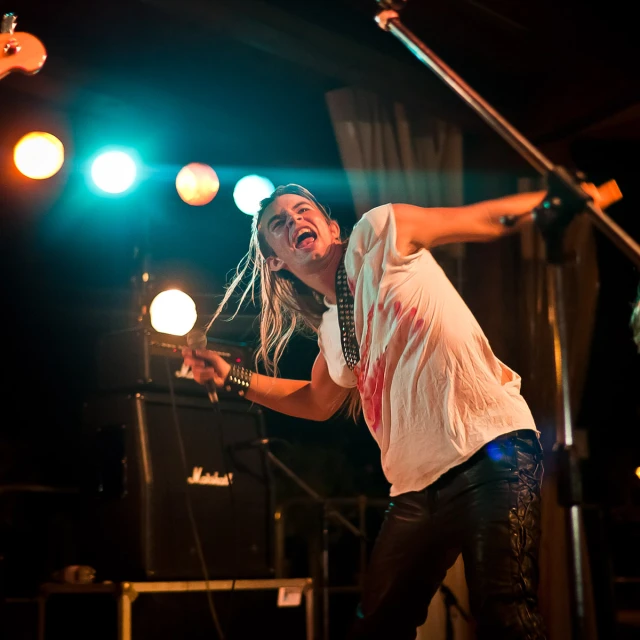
left=182, top=348, right=349, bottom=422
left=393, top=181, right=621, bottom=253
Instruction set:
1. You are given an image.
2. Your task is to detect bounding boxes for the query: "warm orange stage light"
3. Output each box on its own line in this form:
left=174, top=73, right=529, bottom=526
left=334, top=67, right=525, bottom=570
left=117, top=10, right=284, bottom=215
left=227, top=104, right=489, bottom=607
left=14, top=131, right=64, bottom=179
left=176, top=163, right=219, bottom=206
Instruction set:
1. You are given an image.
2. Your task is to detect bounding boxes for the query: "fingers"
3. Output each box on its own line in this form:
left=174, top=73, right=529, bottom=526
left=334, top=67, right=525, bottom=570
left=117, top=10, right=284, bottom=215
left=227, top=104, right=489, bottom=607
left=580, top=179, right=623, bottom=210
left=595, top=179, right=623, bottom=210
left=181, top=347, right=214, bottom=364
left=180, top=347, right=229, bottom=388
left=181, top=346, right=206, bottom=358
left=183, top=355, right=217, bottom=386
left=581, top=182, right=598, bottom=201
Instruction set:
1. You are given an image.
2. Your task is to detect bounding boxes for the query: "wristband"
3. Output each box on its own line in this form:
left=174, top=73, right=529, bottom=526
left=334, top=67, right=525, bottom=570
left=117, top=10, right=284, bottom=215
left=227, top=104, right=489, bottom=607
left=224, top=364, right=253, bottom=397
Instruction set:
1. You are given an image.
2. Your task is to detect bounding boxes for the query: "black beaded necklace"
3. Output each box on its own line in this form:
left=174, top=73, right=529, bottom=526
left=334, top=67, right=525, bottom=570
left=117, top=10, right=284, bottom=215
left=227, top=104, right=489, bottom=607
left=335, top=253, right=360, bottom=370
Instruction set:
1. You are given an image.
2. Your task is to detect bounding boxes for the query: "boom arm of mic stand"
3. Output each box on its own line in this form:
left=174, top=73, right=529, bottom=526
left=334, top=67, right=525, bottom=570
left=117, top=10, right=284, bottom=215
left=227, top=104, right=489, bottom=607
left=375, top=6, right=640, bottom=268
left=262, top=447, right=363, bottom=539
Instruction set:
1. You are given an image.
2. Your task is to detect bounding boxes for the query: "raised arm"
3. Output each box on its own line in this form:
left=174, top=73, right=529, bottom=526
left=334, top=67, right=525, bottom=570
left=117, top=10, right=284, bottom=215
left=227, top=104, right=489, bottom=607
left=393, top=181, right=620, bottom=253
left=182, top=348, right=349, bottom=422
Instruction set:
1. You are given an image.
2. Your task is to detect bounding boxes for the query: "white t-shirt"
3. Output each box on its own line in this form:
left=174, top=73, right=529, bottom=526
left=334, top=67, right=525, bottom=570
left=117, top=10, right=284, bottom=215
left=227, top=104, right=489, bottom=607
left=317, top=204, right=537, bottom=496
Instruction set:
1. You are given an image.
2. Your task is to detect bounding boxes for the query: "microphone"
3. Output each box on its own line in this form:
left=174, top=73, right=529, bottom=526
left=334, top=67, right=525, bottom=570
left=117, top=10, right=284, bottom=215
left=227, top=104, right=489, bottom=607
left=187, top=329, right=219, bottom=404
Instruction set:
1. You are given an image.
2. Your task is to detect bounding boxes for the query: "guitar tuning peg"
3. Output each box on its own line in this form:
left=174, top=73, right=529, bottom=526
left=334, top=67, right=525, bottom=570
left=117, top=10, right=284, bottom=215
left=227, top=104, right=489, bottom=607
left=1, top=13, right=17, bottom=35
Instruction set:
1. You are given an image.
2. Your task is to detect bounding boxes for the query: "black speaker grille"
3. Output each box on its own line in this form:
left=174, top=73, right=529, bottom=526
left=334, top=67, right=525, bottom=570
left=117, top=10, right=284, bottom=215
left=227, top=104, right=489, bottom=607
left=83, top=393, right=273, bottom=581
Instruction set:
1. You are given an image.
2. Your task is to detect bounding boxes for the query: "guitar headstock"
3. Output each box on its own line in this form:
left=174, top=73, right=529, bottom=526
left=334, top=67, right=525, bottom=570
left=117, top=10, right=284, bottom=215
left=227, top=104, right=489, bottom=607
left=0, top=13, right=47, bottom=80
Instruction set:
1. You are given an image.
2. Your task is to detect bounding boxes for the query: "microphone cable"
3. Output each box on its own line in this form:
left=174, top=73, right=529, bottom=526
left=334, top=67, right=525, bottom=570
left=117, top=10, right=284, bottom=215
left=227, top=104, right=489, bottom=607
left=172, top=334, right=242, bottom=639
left=164, top=357, right=226, bottom=639
left=209, top=390, right=240, bottom=640
left=185, top=330, right=241, bottom=637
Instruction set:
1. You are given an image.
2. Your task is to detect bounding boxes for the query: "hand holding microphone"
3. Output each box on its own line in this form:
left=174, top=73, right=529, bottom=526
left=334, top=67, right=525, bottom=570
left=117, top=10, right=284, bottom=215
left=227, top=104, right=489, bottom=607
left=184, top=330, right=231, bottom=404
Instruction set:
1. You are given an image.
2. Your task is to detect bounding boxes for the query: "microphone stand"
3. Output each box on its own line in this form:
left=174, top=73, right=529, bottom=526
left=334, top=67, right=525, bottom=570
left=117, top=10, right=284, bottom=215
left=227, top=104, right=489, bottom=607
left=439, top=583, right=472, bottom=640
left=374, top=2, right=640, bottom=639
left=255, top=440, right=365, bottom=640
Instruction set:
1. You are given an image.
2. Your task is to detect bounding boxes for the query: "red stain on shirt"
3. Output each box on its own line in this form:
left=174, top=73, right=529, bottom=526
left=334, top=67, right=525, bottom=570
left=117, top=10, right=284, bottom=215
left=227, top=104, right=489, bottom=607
left=357, top=301, right=402, bottom=433
left=354, top=300, right=424, bottom=434
left=359, top=351, right=387, bottom=433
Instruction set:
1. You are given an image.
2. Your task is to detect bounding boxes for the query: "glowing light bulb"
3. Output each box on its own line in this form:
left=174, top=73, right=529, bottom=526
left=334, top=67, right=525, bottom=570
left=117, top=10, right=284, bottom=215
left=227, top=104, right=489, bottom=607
left=149, top=289, right=197, bottom=336
left=176, top=163, right=220, bottom=206
left=233, top=174, right=274, bottom=215
left=14, top=132, right=64, bottom=179
left=91, top=150, right=137, bottom=194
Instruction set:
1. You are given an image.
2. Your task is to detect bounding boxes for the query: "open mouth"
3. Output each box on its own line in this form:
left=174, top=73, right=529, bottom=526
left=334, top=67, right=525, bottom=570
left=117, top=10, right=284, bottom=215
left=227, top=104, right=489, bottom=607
left=293, top=228, right=317, bottom=249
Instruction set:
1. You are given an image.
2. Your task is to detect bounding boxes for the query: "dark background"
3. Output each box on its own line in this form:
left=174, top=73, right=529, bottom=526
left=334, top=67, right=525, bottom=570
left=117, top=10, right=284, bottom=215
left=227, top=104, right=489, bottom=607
left=1, top=0, right=639, bottom=637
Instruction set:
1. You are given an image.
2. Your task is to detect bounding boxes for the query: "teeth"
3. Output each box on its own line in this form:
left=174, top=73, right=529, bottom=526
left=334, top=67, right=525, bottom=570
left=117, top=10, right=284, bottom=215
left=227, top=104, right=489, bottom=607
left=294, top=227, right=313, bottom=242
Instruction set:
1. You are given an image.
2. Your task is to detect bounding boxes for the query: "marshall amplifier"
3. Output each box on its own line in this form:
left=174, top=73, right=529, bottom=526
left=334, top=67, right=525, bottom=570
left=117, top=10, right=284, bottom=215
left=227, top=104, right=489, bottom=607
left=81, top=392, right=274, bottom=581
left=97, top=326, right=254, bottom=397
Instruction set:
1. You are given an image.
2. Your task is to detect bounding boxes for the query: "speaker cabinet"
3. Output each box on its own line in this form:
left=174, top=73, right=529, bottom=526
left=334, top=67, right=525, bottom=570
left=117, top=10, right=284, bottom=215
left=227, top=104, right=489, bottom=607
left=82, top=392, right=274, bottom=581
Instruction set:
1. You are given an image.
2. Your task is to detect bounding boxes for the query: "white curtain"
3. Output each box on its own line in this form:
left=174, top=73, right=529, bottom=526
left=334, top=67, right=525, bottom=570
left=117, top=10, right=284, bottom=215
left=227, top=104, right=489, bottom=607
left=326, top=86, right=465, bottom=292
left=325, top=87, right=464, bottom=216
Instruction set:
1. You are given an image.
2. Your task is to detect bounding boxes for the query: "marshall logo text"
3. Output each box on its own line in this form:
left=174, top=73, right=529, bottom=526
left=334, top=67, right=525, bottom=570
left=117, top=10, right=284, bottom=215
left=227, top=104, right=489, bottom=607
left=187, top=467, right=234, bottom=486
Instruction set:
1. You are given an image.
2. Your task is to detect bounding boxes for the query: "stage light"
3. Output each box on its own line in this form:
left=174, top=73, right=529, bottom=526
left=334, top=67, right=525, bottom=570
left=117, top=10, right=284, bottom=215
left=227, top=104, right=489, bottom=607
left=233, top=174, right=275, bottom=215
left=149, top=289, right=197, bottom=336
left=13, top=132, right=64, bottom=179
left=176, top=163, right=219, bottom=206
left=636, top=467, right=640, bottom=480
left=91, top=150, right=137, bottom=194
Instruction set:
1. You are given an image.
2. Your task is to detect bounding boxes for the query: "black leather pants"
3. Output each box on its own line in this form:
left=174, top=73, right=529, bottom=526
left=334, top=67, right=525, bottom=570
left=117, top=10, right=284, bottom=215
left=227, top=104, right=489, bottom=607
left=348, top=430, right=547, bottom=640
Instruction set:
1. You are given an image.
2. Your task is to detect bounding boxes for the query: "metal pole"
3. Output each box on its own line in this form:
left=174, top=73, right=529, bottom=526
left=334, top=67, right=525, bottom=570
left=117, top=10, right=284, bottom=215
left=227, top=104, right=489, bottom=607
left=306, top=583, right=316, bottom=640
left=548, top=266, right=587, bottom=638
left=274, top=506, right=286, bottom=578
left=37, top=595, right=46, bottom=640
left=375, top=6, right=640, bottom=269
left=117, top=584, right=133, bottom=640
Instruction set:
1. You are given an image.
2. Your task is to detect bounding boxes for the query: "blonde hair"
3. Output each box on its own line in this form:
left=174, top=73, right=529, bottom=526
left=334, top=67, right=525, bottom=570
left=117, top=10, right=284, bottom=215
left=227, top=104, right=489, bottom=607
left=205, top=184, right=361, bottom=421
